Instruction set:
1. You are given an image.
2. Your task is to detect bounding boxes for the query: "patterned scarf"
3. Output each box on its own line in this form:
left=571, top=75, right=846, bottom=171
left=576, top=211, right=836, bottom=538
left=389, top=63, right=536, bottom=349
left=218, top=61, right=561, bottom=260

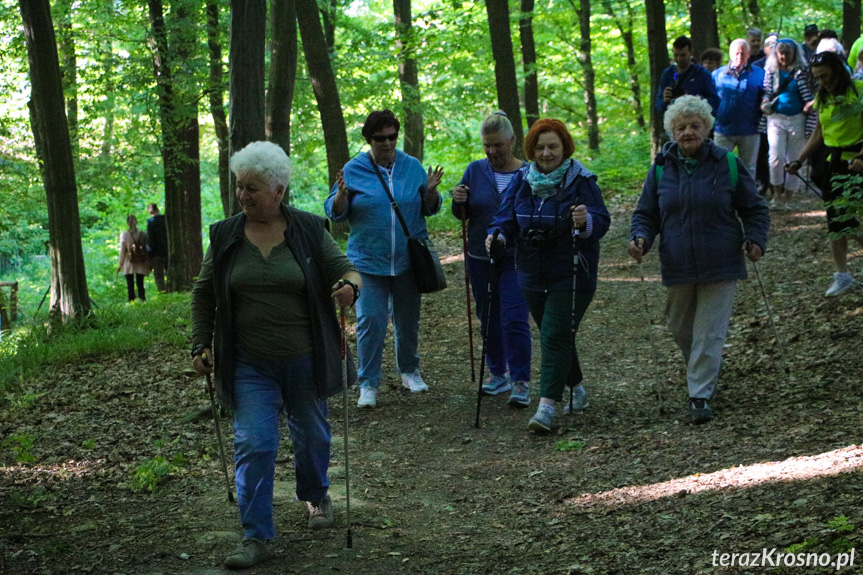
left=526, top=158, right=572, bottom=198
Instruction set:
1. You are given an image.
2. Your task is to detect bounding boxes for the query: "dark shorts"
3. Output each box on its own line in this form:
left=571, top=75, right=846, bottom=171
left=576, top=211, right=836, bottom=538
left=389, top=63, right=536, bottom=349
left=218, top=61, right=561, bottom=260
left=822, top=146, right=862, bottom=235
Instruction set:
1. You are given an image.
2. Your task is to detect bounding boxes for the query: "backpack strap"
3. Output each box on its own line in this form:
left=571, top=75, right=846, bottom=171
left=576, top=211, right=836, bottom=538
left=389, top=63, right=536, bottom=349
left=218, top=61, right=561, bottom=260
left=727, top=151, right=738, bottom=190
left=653, top=153, right=665, bottom=185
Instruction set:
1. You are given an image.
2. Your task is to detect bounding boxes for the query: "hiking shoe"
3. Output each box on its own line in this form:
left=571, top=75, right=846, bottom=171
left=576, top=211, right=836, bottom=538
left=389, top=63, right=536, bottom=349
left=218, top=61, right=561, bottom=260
left=224, top=537, right=272, bottom=569
left=481, top=373, right=512, bottom=396
left=562, top=384, right=589, bottom=414
left=401, top=370, right=429, bottom=392
left=507, top=381, right=531, bottom=408
left=826, top=272, right=855, bottom=297
left=528, top=404, right=558, bottom=432
left=357, top=387, right=377, bottom=408
left=307, top=494, right=334, bottom=530
left=689, top=398, right=716, bottom=424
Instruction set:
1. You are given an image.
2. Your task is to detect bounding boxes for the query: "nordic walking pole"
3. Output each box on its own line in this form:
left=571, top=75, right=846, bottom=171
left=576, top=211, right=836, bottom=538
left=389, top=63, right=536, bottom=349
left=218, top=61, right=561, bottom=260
left=339, top=306, right=353, bottom=548
left=745, top=242, right=792, bottom=381
left=569, top=221, right=580, bottom=412
left=792, top=172, right=824, bottom=199
left=634, top=243, right=665, bottom=415
left=475, top=230, right=502, bottom=428
left=202, top=353, right=234, bottom=504
left=461, top=204, right=476, bottom=382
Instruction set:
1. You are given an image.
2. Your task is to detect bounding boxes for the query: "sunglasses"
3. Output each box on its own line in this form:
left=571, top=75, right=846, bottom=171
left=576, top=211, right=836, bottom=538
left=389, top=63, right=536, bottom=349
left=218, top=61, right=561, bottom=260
left=371, top=133, right=398, bottom=143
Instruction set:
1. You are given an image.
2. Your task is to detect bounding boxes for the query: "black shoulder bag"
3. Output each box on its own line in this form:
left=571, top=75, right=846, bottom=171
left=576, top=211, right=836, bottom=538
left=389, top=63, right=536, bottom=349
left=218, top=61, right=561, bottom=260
left=369, top=154, right=447, bottom=293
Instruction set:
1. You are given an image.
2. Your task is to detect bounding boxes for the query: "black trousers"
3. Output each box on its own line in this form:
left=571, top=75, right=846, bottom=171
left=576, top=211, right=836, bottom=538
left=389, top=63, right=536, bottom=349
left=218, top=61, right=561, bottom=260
left=125, top=274, right=146, bottom=301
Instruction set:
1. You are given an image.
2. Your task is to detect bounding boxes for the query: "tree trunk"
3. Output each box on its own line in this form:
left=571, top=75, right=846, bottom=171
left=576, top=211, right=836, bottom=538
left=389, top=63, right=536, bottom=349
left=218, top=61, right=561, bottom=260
left=844, top=0, right=861, bottom=52
left=321, top=0, right=337, bottom=54
left=267, top=0, right=298, bottom=173
left=689, top=0, right=718, bottom=57
left=484, top=0, right=524, bottom=157
left=646, top=0, right=669, bottom=155
left=602, top=0, right=645, bottom=130
left=574, top=0, right=599, bottom=150
left=206, top=0, right=230, bottom=217
left=393, top=0, right=424, bottom=160
left=20, top=0, right=91, bottom=321
left=519, top=0, right=539, bottom=129
left=746, top=0, right=761, bottom=28
left=228, top=0, right=267, bottom=215
left=54, top=2, right=77, bottom=156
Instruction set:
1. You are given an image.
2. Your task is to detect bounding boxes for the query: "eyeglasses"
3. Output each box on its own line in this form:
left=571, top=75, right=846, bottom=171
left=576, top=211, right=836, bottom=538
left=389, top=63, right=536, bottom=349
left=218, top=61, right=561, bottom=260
left=810, top=53, right=826, bottom=66
left=371, top=133, right=398, bottom=143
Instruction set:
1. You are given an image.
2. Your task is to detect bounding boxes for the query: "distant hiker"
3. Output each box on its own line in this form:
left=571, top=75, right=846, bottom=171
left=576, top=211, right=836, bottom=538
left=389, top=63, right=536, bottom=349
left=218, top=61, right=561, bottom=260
left=191, top=141, right=361, bottom=569
left=786, top=51, right=863, bottom=297
left=712, top=39, right=766, bottom=177
left=324, top=109, right=444, bottom=409
left=655, top=36, right=720, bottom=119
left=487, top=119, right=610, bottom=433
left=451, top=111, right=532, bottom=404
left=146, top=203, right=168, bottom=293
left=117, top=214, right=149, bottom=302
left=746, top=27, right=765, bottom=65
left=629, top=95, right=770, bottom=424
left=699, top=48, right=723, bottom=73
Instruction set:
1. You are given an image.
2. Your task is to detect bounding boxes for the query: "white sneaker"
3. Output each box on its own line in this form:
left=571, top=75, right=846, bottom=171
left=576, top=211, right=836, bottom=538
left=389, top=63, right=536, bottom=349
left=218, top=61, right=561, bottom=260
left=357, top=387, right=377, bottom=408
left=400, top=370, right=428, bottom=392
left=825, top=272, right=856, bottom=297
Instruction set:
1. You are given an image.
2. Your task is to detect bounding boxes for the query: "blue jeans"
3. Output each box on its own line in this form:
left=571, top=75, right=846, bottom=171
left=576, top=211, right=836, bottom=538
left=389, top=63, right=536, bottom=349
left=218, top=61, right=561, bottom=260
left=233, top=352, right=331, bottom=540
left=355, top=271, right=421, bottom=389
left=468, top=257, right=531, bottom=382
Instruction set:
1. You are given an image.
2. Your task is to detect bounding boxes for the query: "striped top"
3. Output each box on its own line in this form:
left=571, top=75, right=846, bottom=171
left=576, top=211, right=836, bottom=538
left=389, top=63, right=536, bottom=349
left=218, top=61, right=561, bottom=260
left=494, top=169, right=520, bottom=193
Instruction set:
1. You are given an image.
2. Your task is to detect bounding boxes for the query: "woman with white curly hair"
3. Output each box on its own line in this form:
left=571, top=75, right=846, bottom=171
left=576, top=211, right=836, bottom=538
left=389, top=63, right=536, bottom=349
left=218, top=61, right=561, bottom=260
left=629, top=95, right=770, bottom=424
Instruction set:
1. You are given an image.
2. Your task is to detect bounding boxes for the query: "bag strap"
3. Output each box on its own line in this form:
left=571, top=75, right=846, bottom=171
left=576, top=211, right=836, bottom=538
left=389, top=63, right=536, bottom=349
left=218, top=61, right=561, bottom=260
left=774, top=69, right=795, bottom=96
left=727, top=151, right=738, bottom=189
left=368, top=152, right=412, bottom=238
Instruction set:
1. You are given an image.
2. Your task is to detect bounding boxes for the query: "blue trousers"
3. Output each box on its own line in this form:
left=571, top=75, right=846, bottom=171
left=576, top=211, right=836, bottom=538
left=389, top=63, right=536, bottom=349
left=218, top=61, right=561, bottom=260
left=468, top=257, right=531, bottom=382
left=355, top=271, right=421, bottom=389
left=232, top=352, right=331, bottom=540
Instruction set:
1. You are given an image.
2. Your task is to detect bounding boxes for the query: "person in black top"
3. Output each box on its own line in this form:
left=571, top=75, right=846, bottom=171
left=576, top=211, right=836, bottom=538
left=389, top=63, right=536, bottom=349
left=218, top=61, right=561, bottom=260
left=146, top=203, right=168, bottom=293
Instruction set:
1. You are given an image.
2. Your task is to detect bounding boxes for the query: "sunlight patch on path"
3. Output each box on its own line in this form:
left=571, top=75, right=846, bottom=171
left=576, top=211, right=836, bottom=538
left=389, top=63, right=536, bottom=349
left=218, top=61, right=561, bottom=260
left=566, top=445, right=863, bottom=510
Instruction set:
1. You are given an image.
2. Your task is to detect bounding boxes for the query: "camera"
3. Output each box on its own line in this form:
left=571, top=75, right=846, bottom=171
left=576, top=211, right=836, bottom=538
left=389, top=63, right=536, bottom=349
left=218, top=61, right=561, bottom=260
left=527, top=229, right=558, bottom=249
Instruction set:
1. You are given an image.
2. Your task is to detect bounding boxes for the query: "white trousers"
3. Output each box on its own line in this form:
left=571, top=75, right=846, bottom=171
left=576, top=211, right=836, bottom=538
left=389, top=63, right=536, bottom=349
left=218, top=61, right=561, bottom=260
left=767, top=113, right=807, bottom=191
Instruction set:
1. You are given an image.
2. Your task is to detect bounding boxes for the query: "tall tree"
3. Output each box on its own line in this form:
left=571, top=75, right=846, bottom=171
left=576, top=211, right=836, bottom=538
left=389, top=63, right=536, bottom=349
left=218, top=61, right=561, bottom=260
left=228, top=0, right=267, bottom=214
left=746, top=0, right=762, bottom=28
left=266, top=0, right=298, bottom=172
left=645, top=0, right=669, bottom=154
left=485, top=0, right=524, bottom=157
left=602, top=0, right=645, bottom=129
left=519, top=0, right=539, bottom=129
left=19, top=0, right=91, bottom=321
left=572, top=0, right=598, bottom=150
left=206, top=0, right=230, bottom=217
left=321, top=0, right=337, bottom=54
left=689, top=0, right=718, bottom=57
left=393, top=0, right=424, bottom=160
left=844, top=0, right=861, bottom=52
left=53, top=0, right=77, bottom=156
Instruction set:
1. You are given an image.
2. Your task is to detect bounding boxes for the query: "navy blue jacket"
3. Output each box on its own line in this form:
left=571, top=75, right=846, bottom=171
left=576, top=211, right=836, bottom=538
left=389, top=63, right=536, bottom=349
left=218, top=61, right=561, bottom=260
left=146, top=214, right=168, bottom=257
left=489, top=160, right=610, bottom=293
left=713, top=64, right=765, bottom=136
left=630, top=140, right=770, bottom=287
left=451, top=158, right=527, bottom=262
left=655, top=63, right=720, bottom=116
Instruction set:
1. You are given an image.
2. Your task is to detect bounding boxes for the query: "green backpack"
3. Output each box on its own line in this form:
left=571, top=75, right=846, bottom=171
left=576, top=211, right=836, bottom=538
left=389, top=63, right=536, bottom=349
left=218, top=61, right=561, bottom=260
left=654, top=151, right=738, bottom=189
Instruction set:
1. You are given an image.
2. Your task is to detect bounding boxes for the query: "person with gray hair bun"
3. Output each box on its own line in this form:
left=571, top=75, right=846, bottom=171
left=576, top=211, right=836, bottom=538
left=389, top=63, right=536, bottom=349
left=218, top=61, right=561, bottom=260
left=451, top=111, right=533, bottom=407
left=630, top=95, right=769, bottom=424
left=191, top=141, right=361, bottom=569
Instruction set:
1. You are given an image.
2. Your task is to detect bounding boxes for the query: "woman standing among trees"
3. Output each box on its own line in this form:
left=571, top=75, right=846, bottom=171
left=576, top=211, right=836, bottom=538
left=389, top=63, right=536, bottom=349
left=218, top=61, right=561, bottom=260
left=487, top=119, right=610, bottom=432
left=117, top=214, right=149, bottom=302
left=451, top=111, right=532, bottom=407
left=325, top=110, right=444, bottom=409
left=786, top=51, right=863, bottom=297
left=761, top=39, right=816, bottom=205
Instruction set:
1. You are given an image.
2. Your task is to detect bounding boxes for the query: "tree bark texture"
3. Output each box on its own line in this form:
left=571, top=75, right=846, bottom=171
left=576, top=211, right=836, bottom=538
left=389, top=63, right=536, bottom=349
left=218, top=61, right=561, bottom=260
left=602, top=0, right=645, bottom=129
left=267, top=0, right=298, bottom=171
left=206, top=0, right=230, bottom=217
left=844, top=0, right=861, bottom=52
left=485, top=0, right=524, bottom=157
left=645, top=0, right=668, bottom=154
left=689, top=0, right=718, bottom=57
left=574, top=0, right=599, bottom=150
left=393, top=0, right=424, bottom=161
left=54, top=2, right=77, bottom=156
left=519, top=0, right=539, bottom=129
left=228, top=0, right=267, bottom=214
left=321, top=0, right=337, bottom=54
left=20, top=0, right=91, bottom=321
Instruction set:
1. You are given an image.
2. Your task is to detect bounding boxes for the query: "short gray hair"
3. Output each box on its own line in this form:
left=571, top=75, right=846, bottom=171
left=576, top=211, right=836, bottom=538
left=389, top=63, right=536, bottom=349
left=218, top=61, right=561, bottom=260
left=230, top=141, right=291, bottom=189
left=664, top=95, right=715, bottom=137
left=480, top=111, right=515, bottom=139
left=729, top=38, right=750, bottom=57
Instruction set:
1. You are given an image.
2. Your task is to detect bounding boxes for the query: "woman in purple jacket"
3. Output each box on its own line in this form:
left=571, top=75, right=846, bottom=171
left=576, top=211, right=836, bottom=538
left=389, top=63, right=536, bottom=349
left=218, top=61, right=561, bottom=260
left=452, top=112, right=532, bottom=409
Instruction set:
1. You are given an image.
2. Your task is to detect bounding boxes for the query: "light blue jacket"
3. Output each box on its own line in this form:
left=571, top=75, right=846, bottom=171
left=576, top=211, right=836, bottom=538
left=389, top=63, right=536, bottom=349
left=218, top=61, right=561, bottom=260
left=324, top=150, right=440, bottom=276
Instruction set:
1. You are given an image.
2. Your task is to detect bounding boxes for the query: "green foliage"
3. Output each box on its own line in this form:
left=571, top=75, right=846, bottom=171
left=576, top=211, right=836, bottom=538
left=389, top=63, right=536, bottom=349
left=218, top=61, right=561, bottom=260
left=130, top=454, right=186, bottom=493
left=825, top=175, right=863, bottom=241
left=786, top=515, right=856, bottom=554
left=828, top=515, right=854, bottom=533
left=555, top=439, right=586, bottom=451
left=81, top=439, right=97, bottom=450
left=3, top=432, right=36, bottom=463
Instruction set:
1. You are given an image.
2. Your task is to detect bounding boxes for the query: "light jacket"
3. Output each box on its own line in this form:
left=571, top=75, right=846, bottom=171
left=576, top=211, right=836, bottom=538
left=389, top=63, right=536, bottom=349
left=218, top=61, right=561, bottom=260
left=325, top=150, right=440, bottom=276
left=451, top=158, right=528, bottom=261
left=489, top=160, right=610, bottom=293
left=713, top=64, right=765, bottom=136
left=630, top=140, right=770, bottom=287
left=118, top=230, right=150, bottom=276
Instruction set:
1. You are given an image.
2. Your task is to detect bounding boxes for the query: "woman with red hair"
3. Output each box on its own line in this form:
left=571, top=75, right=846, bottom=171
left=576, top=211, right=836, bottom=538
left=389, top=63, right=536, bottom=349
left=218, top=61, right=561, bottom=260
left=487, top=119, right=610, bottom=432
